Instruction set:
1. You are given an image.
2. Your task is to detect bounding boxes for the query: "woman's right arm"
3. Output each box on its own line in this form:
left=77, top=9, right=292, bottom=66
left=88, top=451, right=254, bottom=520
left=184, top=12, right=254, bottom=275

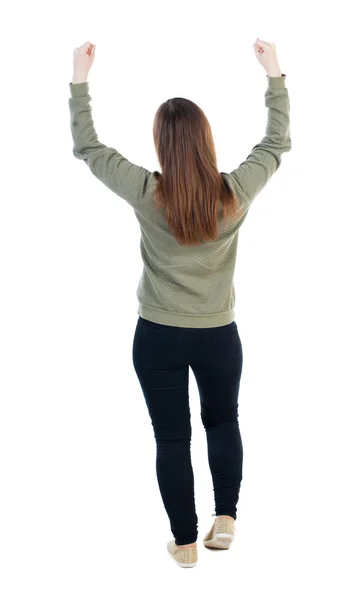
left=227, top=74, right=291, bottom=212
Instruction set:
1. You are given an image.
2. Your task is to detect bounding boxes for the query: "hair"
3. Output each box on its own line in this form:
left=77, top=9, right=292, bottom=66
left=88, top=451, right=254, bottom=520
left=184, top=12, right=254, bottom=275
left=152, top=97, right=244, bottom=246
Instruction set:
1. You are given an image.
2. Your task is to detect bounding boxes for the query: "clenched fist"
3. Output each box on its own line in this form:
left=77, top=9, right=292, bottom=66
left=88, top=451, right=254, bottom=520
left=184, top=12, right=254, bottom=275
left=72, top=41, right=96, bottom=84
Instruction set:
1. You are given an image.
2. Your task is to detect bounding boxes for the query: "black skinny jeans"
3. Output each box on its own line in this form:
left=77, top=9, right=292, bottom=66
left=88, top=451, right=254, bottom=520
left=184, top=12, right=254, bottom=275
left=132, top=316, right=243, bottom=546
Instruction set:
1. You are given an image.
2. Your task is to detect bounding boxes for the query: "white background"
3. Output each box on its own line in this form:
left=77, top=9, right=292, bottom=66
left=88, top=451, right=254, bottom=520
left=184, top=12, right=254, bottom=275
left=1, top=0, right=357, bottom=597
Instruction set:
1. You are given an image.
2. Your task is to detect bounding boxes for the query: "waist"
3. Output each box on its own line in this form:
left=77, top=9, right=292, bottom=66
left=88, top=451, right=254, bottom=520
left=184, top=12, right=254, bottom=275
left=137, top=302, right=235, bottom=329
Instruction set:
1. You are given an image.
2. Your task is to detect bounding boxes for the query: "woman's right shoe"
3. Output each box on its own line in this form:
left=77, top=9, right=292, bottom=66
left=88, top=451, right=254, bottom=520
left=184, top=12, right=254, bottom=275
left=203, top=515, right=235, bottom=549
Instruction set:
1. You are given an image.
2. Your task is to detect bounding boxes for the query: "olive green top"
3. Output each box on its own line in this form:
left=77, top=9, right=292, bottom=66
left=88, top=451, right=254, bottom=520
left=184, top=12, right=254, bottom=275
left=69, top=75, right=291, bottom=328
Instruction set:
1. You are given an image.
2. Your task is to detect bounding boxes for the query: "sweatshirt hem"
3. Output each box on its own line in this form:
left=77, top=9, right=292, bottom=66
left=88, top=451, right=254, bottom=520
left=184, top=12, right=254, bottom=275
left=137, top=303, right=235, bottom=328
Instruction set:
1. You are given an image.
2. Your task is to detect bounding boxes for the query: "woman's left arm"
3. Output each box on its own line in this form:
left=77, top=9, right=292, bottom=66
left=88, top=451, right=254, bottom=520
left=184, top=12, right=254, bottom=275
left=69, top=42, right=152, bottom=210
left=69, top=82, right=152, bottom=209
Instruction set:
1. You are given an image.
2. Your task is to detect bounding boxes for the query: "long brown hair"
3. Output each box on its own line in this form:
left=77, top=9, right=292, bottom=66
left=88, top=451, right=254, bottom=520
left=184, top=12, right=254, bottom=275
left=152, top=97, right=243, bottom=246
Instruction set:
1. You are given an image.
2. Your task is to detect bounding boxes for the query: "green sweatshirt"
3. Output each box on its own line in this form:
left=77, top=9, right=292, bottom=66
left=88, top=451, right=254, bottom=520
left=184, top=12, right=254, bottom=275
left=69, top=75, right=291, bottom=328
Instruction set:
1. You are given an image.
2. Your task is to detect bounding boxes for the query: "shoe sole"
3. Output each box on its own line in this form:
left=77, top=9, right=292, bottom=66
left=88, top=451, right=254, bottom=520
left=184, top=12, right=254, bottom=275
left=203, top=533, right=234, bottom=549
left=167, top=551, right=197, bottom=568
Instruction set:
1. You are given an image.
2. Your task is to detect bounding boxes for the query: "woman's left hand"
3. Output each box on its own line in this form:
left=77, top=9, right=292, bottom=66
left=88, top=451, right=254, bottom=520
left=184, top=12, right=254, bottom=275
left=72, top=41, right=96, bottom=83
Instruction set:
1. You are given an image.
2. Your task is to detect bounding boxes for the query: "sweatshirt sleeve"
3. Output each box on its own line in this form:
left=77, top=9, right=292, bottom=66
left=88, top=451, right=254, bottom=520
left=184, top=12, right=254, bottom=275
left=226, top=74, right=291, bottom=212
left=68, top=81, right=152, bottom=210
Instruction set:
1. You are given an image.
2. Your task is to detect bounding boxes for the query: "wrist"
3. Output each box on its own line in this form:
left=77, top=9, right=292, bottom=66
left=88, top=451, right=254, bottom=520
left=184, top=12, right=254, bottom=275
left=266, top=65, right=282, bottom=77
left=72, top=74, right=88, bottom=84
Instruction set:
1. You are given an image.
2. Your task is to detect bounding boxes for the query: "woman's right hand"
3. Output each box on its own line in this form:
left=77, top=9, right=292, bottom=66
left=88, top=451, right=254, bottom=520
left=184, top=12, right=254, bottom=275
left=253, top=38, right=281, bottom=76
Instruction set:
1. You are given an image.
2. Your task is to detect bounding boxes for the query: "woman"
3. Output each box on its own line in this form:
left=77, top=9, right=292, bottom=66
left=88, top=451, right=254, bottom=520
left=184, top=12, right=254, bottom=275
left=69, top=38, right=291, bottom=568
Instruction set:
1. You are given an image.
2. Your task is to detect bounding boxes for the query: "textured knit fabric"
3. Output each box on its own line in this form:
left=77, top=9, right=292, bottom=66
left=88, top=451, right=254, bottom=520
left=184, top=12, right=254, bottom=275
left=69, top=75, right=291, bottom=328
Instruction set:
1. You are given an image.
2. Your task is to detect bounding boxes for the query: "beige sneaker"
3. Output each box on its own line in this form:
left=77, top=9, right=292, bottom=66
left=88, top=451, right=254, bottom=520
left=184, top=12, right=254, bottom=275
left=167, top=539, right=198, bottom=568
left=203, top=514, right=235, bottom=549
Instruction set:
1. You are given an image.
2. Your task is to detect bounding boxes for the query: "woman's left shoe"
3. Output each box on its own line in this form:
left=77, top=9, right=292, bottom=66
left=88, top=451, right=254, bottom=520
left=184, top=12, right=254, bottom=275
left=167, top=540, right=198, bottom=568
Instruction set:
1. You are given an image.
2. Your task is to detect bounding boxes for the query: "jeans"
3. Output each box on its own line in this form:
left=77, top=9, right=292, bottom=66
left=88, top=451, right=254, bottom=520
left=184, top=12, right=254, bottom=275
left=132, top=316, right=244, bottom=546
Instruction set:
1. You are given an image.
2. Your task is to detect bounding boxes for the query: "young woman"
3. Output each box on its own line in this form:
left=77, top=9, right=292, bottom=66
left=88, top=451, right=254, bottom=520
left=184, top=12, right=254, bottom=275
left=69, top=38, right=291, bottom=568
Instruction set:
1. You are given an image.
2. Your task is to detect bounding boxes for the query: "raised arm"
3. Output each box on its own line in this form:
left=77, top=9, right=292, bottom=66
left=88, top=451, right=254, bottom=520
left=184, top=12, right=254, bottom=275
left=68, top=81, right=152, bottom=210
left=225, top=39, right=291, bottom=218
left=227, top=74, right=291, bottom=213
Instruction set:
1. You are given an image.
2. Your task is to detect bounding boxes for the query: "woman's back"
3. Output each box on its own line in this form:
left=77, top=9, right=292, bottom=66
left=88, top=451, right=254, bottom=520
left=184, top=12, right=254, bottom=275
left=134, top=171, right=241, bottom=328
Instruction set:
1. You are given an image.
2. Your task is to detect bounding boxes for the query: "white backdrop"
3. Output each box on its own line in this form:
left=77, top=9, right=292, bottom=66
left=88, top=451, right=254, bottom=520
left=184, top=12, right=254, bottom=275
left=1, top=0, right=357, bottom=597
